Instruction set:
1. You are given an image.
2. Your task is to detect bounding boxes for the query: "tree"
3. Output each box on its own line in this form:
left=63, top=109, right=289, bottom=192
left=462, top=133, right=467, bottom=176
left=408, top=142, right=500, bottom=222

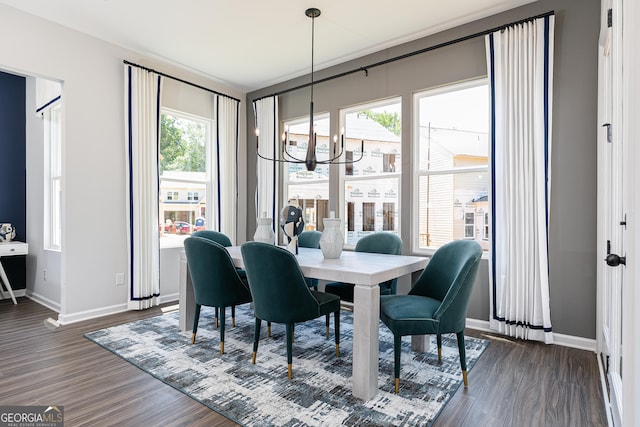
left=361, top=110, right=401, bottom=136
left=159, top=114, right=206, bottom=173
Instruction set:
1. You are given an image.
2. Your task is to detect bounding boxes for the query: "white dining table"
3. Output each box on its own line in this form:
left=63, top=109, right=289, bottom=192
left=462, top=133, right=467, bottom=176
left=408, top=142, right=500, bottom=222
left=179, top=245, right=428, bottom=401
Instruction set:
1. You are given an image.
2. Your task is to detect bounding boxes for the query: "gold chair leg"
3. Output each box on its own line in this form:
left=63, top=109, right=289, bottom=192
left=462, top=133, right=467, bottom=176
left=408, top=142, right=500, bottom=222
left=288, top=364, right=292, bottom=380
left=191, top=333, right=196, bottom=344
left=232, top=317, right=235, bottom=328
left=336, top=344, right=340, bottom=357
left=252, top=351, right=257, bottom=364
left=268, top=324, right=271, bottom=337
left=395, top=378, right=400, bottom=394
left=220, top=342, right=224, bottom=355
left=462, top=370, right=468, bottom=387
left=438, top=347, right=442, bottom=362
left=215, top=317, right=219, bottom=329
left=326, top=326, right=329, bottom=339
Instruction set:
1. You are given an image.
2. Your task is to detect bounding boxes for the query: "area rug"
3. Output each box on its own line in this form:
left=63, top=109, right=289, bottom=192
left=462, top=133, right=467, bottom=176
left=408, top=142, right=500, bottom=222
left=85, top=305, right=488, bottom=426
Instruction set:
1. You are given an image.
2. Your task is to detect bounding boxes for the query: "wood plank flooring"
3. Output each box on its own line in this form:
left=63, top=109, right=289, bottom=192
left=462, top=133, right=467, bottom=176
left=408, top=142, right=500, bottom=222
left=0, top=298, right=608, bottom=426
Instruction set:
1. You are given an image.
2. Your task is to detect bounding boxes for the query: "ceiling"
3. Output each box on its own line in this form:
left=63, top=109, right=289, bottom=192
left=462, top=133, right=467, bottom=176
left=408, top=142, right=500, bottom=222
left=1, top=0, right=537, bottom=92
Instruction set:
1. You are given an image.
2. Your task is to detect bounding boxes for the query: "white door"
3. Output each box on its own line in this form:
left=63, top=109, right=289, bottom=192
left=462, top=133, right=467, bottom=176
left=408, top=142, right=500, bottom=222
left=597, top=0, right=640, bottom=425
left=597, top=1, right=624, bottom=425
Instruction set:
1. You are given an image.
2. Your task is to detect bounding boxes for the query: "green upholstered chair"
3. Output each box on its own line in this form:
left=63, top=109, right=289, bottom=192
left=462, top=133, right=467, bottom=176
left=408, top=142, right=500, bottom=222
left=298, top=230, right=322, bottom=290
left=241, top=241, right=341, bottom=379
left=379, top=239, right=483, bottom=394
left=191, top=230, right=246, bottom=326
left=324, top=232, right=402, bottom=302
left=184, top=236, right=253, bottom=354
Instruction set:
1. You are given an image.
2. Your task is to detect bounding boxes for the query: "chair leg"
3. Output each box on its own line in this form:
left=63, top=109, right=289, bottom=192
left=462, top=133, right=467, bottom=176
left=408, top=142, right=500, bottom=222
left=231, top=305, right=236, bottom=327
left=215, top=307, right=219, bottom=329
left=334, top=310, right=340, bottom=357
left=456, top=331, right=468, bottom=387
left=286, top=323, right=294, bottom=379
left=219, top=306, right=226, bottom=354
left=191, top=304, right=201, bottom=344
left=267, top=321, right=272, bottom=337
left=325, top=314, right=330, bottom=339
left=393, top=334, right=402, bottom=394
left=252, top=318, right=262, bottom=364
left=437, top=333, right=443, bottom=362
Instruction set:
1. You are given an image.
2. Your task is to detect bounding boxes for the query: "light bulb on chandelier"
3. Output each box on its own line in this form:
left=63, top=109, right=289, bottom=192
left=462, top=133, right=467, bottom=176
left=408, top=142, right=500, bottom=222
left=255, top=7, right=364, bottom=172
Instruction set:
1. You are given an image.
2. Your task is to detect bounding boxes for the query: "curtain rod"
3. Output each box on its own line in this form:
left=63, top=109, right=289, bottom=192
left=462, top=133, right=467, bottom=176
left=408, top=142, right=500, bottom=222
left=253, top=10, right=554, bottom=103
left=123, top=60, right=241, bottom=103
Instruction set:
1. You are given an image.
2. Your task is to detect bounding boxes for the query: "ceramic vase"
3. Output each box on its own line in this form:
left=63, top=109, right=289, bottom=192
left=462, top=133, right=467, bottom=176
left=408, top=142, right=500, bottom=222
left=254, top=217, right=275, bottom=245
left=319, top=218, right=344, bottom=259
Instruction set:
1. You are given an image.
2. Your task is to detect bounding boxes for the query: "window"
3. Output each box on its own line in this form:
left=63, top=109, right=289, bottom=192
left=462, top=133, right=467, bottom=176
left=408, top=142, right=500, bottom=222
left=44, top=101, right=62, bottom=250
left=342, top=99, right=401, bottom=246
left=414, top=80, right=489, bottom=252
left=464, top=212, right=475, bottom=238
left=282, top=114, right=330, bottom=232
left=159, top=110, right=210, bottom=246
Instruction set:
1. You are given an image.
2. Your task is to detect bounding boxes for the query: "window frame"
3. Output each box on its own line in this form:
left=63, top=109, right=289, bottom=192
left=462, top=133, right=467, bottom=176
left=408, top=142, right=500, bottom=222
left=339, top=97, right=402, bottom=249
left=411, top=78, right=489, bottom=255
left=159, top=108, right=212, bottom=248
left=44, top=100, right=62, bottom=251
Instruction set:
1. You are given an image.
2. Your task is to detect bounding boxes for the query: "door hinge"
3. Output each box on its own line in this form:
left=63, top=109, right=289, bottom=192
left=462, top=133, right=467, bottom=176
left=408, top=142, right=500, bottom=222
left=602, top=123, right=612, bottom=142
left=608, top=8, right=613, bottom=28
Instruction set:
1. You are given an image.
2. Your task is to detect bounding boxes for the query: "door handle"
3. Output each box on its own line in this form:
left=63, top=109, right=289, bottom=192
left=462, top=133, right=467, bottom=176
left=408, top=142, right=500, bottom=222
left=605, top=253, right=626, bottom=267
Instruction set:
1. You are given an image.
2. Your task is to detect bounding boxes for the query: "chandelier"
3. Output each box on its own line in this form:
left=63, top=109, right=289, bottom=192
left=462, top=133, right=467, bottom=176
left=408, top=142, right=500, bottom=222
left=256, top=7, right=364, bottom=172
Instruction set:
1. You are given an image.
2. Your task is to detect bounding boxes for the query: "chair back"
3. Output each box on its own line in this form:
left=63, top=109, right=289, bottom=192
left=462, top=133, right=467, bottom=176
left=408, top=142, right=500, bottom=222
left=355, top=232, right=402, bottom=294
left=298, top=230, right=322, bottom=248
left=184, top=236, right=251, bottom=307
left=410, top=239, right=482, bottom=332
left=191, top=230, right=232, bottom=247
left=241, top=241, right=323, bottom=323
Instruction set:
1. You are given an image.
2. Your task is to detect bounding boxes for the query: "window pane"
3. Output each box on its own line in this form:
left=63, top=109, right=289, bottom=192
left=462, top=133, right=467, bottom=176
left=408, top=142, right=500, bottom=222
left=415, top=81, right=489, bottom=252
left=283, top=114, right=330, bottom=231
left=159, top=112, right=208, bottom=246
left=417, top=84, right=488, bottom=172
left=343, top=100, right=401, bottom=246
left=417, top=171, right=489, bottom=251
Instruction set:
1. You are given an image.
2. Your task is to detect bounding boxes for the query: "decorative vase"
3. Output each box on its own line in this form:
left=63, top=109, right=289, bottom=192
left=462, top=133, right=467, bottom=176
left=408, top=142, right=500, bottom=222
left=254, top=216, right=275, bottom=245
left=320, top=218, right=344, bottom=259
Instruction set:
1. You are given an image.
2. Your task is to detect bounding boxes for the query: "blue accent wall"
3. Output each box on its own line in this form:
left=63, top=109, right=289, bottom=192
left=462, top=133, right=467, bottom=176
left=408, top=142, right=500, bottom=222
left=0, top=70, right=26, bottom=291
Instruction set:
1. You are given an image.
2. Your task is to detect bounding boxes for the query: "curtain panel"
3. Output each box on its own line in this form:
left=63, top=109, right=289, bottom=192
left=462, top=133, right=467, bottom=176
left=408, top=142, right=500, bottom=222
left=124, top=65, right=163, bottom=310
left=253, top=97, right=279, bottom=230
left=214, top=96, right=240, bottom=243
left=486, top=16, right=555, bottom=343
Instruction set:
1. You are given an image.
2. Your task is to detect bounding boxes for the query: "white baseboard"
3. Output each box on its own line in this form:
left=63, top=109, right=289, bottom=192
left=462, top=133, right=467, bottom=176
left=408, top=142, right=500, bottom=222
left=52, top=293, right=179, bottom=325
left=25, top=290, right=61, bottom=313
left=57, top=303, right=129, bottom=325
left=0, top=288, right=26, bottom=301
left=466, top=318, right=597, bottom=352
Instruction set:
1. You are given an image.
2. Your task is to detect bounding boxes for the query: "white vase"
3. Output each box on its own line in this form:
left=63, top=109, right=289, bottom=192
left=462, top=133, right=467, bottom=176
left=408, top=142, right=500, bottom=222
left=254, top=217, right=275, bottom=244
left=320, top=218, right=344, bottom=259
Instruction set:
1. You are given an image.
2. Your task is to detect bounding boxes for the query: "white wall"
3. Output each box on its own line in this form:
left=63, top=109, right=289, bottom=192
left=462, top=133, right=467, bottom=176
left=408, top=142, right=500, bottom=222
left=0, top=4, right=247, bottom=323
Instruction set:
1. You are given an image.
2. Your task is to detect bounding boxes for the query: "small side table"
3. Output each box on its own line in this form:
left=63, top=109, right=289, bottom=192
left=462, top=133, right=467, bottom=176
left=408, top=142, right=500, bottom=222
left=0, top=241, right=28, bottom=305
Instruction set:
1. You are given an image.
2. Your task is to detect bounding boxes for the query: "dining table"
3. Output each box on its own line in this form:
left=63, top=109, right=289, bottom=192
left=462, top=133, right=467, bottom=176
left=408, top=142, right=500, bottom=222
left=179, top=245, right=428, bottom=401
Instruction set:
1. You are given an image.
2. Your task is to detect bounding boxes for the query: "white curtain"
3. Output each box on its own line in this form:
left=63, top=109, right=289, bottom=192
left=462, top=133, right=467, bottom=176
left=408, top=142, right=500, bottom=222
left=124, top=64, right=162, bottom=310
left=486, top=15, right=554, bottom=343
left=253, top=96, right=279, bottom=227
left=213, top=95, right=240, bottom=242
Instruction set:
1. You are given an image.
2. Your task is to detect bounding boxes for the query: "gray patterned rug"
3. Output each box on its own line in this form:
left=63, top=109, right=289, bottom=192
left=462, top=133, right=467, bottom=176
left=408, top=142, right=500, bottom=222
left=85, top=304, right=488, bottom=426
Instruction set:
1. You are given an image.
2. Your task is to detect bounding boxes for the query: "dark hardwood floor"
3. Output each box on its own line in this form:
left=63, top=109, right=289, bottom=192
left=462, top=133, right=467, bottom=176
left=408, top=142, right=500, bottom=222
left=0, top=297, right=608, bottom=426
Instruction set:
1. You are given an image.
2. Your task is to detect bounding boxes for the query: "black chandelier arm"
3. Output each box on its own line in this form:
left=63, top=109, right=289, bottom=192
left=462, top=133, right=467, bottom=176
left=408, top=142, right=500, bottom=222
left=256, top=150, right=307, bottom=164
left=317, top=147, right=364, bottom=165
